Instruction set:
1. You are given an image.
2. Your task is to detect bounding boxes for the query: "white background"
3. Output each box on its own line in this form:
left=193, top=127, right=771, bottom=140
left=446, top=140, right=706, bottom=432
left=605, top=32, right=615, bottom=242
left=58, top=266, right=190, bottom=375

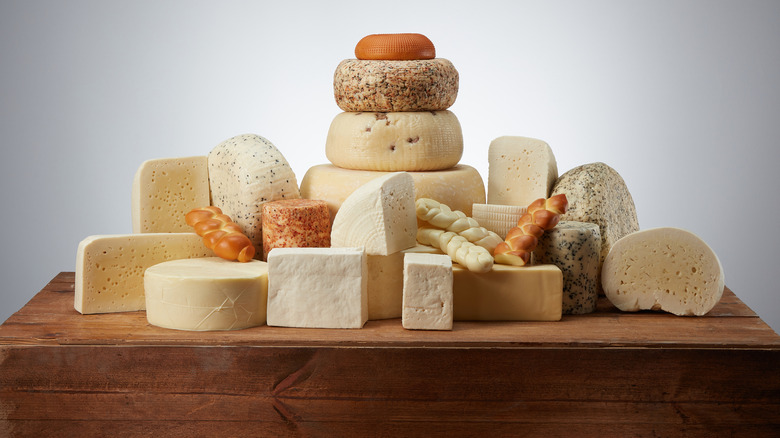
left=1, top=0, right=778, bottom=333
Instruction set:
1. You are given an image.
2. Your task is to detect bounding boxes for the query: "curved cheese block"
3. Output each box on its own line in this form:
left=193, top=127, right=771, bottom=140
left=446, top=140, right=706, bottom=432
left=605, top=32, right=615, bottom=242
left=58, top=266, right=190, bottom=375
left=325, top=111, right=463, bottom=172
left=300, top=164, right=486, bottom=222
left=602, top=228, right=725, bottom=316
left=261, top=199, right=331, bottom=261
left=334, top=59, right=458, bottom=112
left=470, top=204, right=527, bottom=240
left=144, top=257, right=268, bottom=331
left=208, top=134, right=300, bottom=256
left=488, top=136, right=558, bottom=207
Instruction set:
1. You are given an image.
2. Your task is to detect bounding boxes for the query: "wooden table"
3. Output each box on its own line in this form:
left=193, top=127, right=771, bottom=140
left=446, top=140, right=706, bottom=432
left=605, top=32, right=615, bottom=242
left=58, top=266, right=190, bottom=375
left=1, top=272, right=778, bottom=437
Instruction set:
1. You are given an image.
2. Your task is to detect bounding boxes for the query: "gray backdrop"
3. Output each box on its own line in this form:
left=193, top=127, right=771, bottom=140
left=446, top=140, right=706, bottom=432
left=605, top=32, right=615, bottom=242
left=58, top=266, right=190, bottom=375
left=1, top=0, right=778, bottom=333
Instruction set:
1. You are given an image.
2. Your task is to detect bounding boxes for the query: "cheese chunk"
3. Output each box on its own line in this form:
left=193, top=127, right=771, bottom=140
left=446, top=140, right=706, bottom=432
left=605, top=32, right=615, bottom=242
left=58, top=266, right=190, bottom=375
left=266, top=247, right=367, bottom=329
left=402, top=253, right=453, bottom=330
left=534, top=221, right=601, bottom=314
left=325, top=111, right=463, bottom=171
left=331, top=172, right=417, bottom=256
left=487, top=136, right=558, bottom=207
left=144, top=257, right=268, bottom=331
left=453, top=264, right=562, bottom=321
left=131, top=156, right=210, bottom=233
left=261, top=199, right=331, bottom=261
left=602, top=228, right=725, bottom=316
left=300, top=164, right=485, bottom=222
left=471, top=203, right=527, bottom=239
left=75, top=233, right=213, bottom=314
left=208, top=134, right=300, bottom=255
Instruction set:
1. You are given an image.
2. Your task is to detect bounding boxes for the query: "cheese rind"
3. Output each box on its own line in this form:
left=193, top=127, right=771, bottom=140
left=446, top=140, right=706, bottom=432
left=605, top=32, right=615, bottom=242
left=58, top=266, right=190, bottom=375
left=74, top=233, right=213, bottom=314
left=260, top=199, right=331, bottom=261
left=266, top=247, right=367, bottom=329
left=131, top=156, right=210, bottom=233
left=325, top=111, right=463, bottom=171
left=452, top=264, right=562, bottom=321
left=402, top=253, right=453, bottom=330
left=602, top=228, right=725, bottom=316
left=487, top=136, right=558, bottom=207
left=144, top=257, right=268, bottom=331
left=470, top=204, right=527, bottom=240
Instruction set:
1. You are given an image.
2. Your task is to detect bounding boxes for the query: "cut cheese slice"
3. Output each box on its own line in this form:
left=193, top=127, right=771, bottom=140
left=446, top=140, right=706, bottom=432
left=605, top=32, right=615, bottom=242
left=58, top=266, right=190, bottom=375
left=331, top=172, right=417, bottom=256
left=144, top=257, right=268, bottom=331
left=602, top=228, right=725, bottom=316
left=300, top=164, right=485, bottom=222
left=75, top=233, right=213, bottom=314
left=131, top=156, right=210, bottom=233
left=402, top=253, right=453, bottom=330
left=325, top=111, right=463, bottom=171
left=470, top=204, right=527, bottom=240
left=488, top=136, right=558, bottom=207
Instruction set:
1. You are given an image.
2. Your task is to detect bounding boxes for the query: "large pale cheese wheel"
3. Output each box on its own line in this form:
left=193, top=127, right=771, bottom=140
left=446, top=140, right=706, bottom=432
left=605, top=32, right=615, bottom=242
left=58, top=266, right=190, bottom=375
left=144, top=257, right=268, bottom=331
left=333, top=59, right=458, bottom=112
left=325, top=111, right=463, bottom=172
left=300, top=164, right=486, bottom=222
left=488, top=136, right=558, bottom=207
left=602, top=228, right=725, bottom=316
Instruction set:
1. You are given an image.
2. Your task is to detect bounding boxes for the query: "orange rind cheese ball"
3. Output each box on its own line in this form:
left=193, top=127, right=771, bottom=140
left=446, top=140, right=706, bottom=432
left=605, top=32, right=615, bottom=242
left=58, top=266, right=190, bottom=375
left=355, top=33, right=435, bottom=60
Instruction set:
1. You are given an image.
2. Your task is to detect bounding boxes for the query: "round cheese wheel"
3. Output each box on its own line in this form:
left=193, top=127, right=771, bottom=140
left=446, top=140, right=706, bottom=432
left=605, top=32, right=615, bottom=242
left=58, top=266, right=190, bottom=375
left=325, top=110, right=463, bottom=172
left=144, top=257, right=268, bottom=331
left=354, top=33, right=435, bottom=60
left=333, top=59, right=458, bottom=112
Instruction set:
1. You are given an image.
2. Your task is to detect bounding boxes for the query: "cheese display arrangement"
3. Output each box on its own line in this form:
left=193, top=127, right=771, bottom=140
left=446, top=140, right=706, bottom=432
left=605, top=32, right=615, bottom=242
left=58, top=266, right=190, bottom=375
left=73, top=32, right=728, bottom=334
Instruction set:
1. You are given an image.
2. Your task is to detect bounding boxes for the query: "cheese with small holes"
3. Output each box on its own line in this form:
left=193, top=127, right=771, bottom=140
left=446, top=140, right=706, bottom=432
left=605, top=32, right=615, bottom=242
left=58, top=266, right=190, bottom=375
left=131, top=156, right=210, bottom=233
left=331, top=172, right=417, bottom=256
left=488, top=136, right=558, bottom=207
left=453, top=264, right=562, bottom=321
left=144, top=257, right=268, bottom=331
left=325, top=111, right=463, bottom=171
left=470, top=203, right=527, bottom=239
left=602, top=228, right=724, bottom=316
left=74, top=233, right=213, bottom=314
left=300, top=164, right=485, bottom=222
left=402, top=253, right=453, bottom=330
left=266, top=247, right=367, bottom=329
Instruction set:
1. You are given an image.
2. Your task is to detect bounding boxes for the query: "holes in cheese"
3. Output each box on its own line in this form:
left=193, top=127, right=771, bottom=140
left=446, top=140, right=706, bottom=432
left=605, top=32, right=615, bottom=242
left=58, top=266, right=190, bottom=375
left=402, top=253, right=453, bottom=331
left=487, top=136, right=558, bottom=208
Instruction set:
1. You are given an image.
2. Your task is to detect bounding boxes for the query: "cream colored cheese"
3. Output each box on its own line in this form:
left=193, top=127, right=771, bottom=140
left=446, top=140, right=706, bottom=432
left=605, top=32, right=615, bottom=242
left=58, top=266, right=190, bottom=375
left=488, top=136, right=558, bottom=207
left=402, top=253, right=453, bottom=330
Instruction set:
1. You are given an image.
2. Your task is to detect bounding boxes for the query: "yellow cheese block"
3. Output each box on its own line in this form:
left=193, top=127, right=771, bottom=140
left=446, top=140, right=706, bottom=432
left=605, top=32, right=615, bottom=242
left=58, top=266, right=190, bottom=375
left=300, top=164, right=486, bottom=223
left=453, top=264, right=563, bottom=321
left=145, top=257, right=268, bottom=331
left=131, top=156, right=210, bottom=233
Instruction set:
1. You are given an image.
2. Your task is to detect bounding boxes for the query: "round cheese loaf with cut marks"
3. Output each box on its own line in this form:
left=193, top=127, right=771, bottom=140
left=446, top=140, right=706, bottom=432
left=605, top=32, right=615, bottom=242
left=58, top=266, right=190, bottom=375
left=334, top=59, right=458, bottom=112
left=602, top=228, right=725, bottom=316
left=325, top=110, right=462, bottom=172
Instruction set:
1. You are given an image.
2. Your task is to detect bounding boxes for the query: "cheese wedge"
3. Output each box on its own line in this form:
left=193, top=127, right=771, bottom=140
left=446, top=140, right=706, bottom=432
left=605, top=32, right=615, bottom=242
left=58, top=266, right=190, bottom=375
left=488, top=136, right=558, bottom=207
left=402, top=253, right=453, bottom=330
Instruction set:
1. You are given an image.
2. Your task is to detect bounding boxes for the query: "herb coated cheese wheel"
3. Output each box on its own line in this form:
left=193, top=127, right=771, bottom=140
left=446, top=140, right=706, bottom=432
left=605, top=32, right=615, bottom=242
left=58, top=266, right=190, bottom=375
left=325, top=110, right=463, bottom=172
left=333, top=59, right=458, bottom=112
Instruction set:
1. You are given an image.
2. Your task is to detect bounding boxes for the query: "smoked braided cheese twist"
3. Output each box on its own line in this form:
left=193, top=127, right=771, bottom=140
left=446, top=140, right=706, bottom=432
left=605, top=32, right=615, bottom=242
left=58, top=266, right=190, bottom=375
left=185, top=206, right=256, bottom=262
left=493, top=194, right=568, bottom=266
left=417, top=227, right=493, bottom=273
left=416, top=198, right=503, bottom=252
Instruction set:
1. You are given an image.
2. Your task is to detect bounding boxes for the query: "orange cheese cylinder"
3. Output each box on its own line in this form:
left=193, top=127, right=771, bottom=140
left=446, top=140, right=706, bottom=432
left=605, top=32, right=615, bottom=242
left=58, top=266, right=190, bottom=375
left=261, top=199, right=331, bottom=261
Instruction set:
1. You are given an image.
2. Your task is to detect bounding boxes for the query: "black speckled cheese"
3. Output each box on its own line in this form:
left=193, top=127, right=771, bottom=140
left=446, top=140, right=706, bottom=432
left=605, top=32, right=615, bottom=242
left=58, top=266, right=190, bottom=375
left=534, top=221, right=601, bottom=314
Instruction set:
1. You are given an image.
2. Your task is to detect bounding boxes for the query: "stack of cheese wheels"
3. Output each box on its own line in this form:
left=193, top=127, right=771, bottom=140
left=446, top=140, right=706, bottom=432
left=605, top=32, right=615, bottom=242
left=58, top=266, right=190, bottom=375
left=301, top=33, right=486, bottom=222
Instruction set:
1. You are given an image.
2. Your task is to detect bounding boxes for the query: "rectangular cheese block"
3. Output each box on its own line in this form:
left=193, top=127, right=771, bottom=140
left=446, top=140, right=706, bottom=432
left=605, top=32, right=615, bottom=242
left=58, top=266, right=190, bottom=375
left=402, top=253, right=453, bottom=330
left=453, top=264, right=563, bottom=321
left=75, top=233, right=213, bottom=314
left=131, top=156, right=210, bottom=233
left=266, top=247, right=367, bottom=329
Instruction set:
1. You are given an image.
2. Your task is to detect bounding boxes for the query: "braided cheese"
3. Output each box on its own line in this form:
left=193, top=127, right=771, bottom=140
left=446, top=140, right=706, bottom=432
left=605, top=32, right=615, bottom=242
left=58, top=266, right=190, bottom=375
left=185, top=206, right=256, bottom=262
left=417, top=227, right=493, bottom=273
left=493, top=194, right=568, bottom=266
left=416, top=198, right=503, bottom=253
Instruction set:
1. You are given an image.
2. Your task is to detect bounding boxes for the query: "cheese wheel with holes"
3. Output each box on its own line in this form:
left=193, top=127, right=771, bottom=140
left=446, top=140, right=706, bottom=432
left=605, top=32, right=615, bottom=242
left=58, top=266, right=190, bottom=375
left=325, top=110, right=462, bottom=171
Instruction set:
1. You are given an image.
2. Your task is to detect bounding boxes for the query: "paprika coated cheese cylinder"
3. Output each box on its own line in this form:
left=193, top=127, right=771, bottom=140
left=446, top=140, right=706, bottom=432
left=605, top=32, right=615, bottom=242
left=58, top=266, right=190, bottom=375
left=261, top=199, right=331, bottom=261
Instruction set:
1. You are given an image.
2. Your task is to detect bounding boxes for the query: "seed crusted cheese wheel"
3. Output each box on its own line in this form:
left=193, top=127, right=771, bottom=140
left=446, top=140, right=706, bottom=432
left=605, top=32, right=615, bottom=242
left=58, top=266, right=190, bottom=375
left=354, top=33, right=436, bottom=60
left=602, top=228, right=725, bottom=316
left=261, top=199, right=331, bottom=261
left=326, top=110, right=463, bottom=171
left=334, top=59, right=458, bottom=112
left=300, top=164, right=486, bottom=222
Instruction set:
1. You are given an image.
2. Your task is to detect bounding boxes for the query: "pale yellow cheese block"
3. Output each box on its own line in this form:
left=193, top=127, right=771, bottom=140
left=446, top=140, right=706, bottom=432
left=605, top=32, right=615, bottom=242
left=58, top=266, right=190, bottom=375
left=145, top=257, right=268, bottom=331
left=74, top=233, right=213, bottom=314
left=487, top=136, right=558, bottom=207
left=453, top=263, right=563, bottom=321
left=131, top=156, right=210, bottom=233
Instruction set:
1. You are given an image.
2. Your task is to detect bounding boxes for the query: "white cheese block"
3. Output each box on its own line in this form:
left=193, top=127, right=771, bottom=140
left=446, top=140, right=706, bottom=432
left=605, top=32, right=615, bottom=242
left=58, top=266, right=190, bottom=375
left=74, top=233, right=213, bottom=314
left=402, top=253, right=453, bottom=330
left=331, top=172, right=417, bottom=256
left=453, top=264, right=562, bottom=321
left=208, top=134, right=300, bottom=255
left=470, top=203, right=527, bottom=239
left=533, top=221, right=601, bottom=314
left=131, top=156, right=210, bottom=233
left=325, top=111, right=463, bottom=171
left=602, top=228, right=725, bottom=316
left=487, top=136, right=558, bottom=207
left=266, top=247, right=367, bottom=329
left=300, top=164, right=486, bottom=222
left=144, top=257, right=268, bottom=331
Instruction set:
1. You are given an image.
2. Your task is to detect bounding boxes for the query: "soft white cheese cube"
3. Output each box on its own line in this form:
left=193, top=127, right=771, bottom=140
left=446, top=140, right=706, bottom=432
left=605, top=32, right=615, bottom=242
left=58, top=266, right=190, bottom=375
left=402, top=253, right=453, bottom=330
